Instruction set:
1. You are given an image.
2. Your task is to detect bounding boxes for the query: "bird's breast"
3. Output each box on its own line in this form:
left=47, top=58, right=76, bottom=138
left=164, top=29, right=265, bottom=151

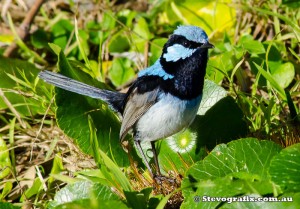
left=134, top=93, right=201, bottom=142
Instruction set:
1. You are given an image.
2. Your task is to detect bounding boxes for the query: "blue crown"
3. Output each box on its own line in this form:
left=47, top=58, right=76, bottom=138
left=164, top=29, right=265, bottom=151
left=174, top=25, right=209, bottom=44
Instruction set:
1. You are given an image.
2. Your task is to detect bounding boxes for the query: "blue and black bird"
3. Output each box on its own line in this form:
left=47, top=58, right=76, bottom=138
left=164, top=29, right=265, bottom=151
left=39, top=25, right=214, bottom=177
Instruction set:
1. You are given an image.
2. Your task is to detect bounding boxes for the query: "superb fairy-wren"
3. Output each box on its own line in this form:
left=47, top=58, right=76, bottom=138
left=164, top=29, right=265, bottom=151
left=39, top=25, right=214, bottom=177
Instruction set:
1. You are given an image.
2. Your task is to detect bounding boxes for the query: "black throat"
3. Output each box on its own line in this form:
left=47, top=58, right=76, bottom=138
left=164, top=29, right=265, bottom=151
left=159, top=48, right=208, bottom=100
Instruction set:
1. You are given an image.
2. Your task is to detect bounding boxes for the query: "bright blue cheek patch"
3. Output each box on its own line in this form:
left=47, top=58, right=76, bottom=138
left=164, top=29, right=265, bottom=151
left=163, top=44, right=196, bottom=62
left=138, top=61, right=174, bottom=80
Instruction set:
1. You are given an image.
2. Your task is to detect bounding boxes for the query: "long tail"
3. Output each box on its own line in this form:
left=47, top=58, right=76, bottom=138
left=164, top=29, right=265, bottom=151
left=38, top=71, right=125, bottom=113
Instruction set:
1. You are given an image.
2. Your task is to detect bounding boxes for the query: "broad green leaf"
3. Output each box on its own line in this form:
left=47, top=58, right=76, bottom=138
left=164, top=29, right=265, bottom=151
left=183, top=138, right=282, bottom=180
left=133, top=17, right=153, bottom=41
left=51, top=19, right=74, bottom=50
left=108, top=32, right=130, bottom=53
left=271, top=62, right=295, bottom=89
left=132, top=17, right=153, bottom=52
left=50, top=181, right=92, bottom=206
left=0, top=137, right=11, bottom=179
left=181, top=138, right=282, bottom=208
left=48, top=181, right=128, bottom=209
left=208, top=50, right=235, bottom=75
left=50, top=45, right=130, bottom=166
left=0, top=202, right=20, bottom=209
left=191, top=96, right=248, bottom=150
left=52, top=200, right=128, bottom=209
left=269, top=143, right=300, bottom=192
left=86, top=21, right=101, bottom=45
left=198, top=79, right=227, bottom=115
left=124, top=187, right=153, bottom=209
left=31, top=29, right=48, bottom=49
left=108, top=58, right=135, bottom=87
left=101, top=11, right=116, bottom=31
left=264, top=44, right=282, bottom=72
left=282, top=0, right=300, bottom=8
left=149, top=38, right=166, bottom=65
left=242, top=40, right=265, bottom=54
left=253, top=62, right=286, bottom=100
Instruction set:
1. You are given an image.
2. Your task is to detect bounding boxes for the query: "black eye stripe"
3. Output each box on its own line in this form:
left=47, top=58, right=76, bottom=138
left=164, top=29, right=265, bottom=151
left=170, top=35, right=203, bottom=49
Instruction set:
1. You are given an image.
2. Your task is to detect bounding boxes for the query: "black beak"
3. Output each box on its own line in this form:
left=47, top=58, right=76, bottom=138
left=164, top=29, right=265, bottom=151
left=201, top=42, right=214, bottom=49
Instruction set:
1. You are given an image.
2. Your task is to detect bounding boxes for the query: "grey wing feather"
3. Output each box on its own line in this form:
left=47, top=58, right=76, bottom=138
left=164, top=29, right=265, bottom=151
left=39, top=71, right=126, bottom=113
left=120, top=87, right=159, bottom=142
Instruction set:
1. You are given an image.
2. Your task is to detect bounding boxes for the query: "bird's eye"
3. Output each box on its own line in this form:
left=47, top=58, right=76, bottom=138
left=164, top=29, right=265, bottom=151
left=183, top=41, right=189, bottom=47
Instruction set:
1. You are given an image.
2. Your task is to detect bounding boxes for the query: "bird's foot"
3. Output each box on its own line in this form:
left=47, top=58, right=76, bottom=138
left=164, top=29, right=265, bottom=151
left=153, top=172, right=184, bottom=207
left=153, top=175, right=177, bottom=185
left=152, top=171, right=182, bottom=195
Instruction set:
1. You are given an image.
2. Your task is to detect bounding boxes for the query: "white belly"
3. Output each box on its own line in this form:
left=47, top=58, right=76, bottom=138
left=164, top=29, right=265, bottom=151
left=135, top=93, right=201, bottom=142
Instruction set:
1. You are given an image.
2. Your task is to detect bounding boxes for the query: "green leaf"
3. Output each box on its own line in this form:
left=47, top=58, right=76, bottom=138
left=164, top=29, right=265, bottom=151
left=51, top=19, right=74, bottom=50
left=176, top=1, right=235, bottom=34
left=20, top=178, right=42, bottom=202
left=269, top=143, right=300, bottom=192
left=124, top=187, right=153, bottom=209
left=0, top=181, right=13, bottom=201
left=208, top=50, right=235, bottom=75
left=253, top=62, right=286, bottom=100
left=31, top=29, right=48, bottom=49
left=0, top=202, right=20, bottom=209
left=271, top=62, right=295, bottom=89
left=133, top=17, right=153, bottom=41
left=282, top=0, right=300, bottom=9
left=48, top=154, right=64, bottom=188
left=101, top=11, right=116, bottom=31
left=181, top=138, right=282, bottom=208
left=108, top=58, right=135, bottom=87
left=108, top=31, right=130, bottom=53
left=0, top=136, right=12, bottom=179
left=186, top=138, right=282, bottom=180
left=242, top=40, right=265, bottom=54
left=149, top=38, right=166, bottom=65
left=132, top=17, right=153, bottom=52
left=49, top=181, right=128, bottom=209
left=198, top=79, right=227, bottom=115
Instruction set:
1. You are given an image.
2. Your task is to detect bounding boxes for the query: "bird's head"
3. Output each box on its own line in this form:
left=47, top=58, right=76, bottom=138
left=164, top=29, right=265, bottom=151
left=160, top=25, right=213, bottom=74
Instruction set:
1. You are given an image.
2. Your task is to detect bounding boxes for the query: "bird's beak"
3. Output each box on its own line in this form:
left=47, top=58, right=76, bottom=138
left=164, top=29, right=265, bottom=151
left=201, top=42, right=214, bottom=49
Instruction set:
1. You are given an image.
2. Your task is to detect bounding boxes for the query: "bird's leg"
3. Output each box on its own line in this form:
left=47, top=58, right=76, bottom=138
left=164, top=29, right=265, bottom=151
left=134, top=140, right=154, bottom=177
left=151, top=142, right=177, bottom=186
left=151, top=141, right=161, bottom=176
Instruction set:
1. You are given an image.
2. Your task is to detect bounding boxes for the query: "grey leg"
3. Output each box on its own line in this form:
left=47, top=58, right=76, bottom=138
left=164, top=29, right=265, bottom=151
left=151, top=141, right=161, bottom=176
left=134, top=140, right=154, bottom=177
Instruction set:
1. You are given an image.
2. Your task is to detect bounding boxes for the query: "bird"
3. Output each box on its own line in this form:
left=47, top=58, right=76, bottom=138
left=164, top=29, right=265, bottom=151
left=39, top=25, right=214, bottom=178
